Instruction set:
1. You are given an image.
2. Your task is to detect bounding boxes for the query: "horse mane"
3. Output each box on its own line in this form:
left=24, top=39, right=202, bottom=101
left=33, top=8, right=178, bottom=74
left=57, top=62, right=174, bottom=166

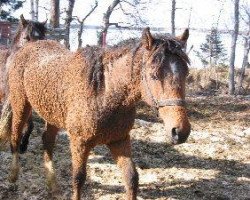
left=79, top=41, right=140, bottom=94
left=153, top=34, right=190, bottom=65
left=113, top=34, right=189, bottom=65
left=30, top=21, right=47, bottom=36
left=79, top=34, right=189, bottom=94
left=78, top=46, right=105, bottom=94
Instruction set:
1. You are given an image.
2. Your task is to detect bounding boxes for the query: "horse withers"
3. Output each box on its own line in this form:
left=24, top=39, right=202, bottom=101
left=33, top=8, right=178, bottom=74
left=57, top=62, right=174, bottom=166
left=7, top=27, right=190, bottom=200
left=0, top=14, right=47, bottom=151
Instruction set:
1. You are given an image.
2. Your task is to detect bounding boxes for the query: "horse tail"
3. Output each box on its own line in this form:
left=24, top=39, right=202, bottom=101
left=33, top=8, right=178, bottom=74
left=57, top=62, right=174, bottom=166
left=0, top=97, right=12, bottom=149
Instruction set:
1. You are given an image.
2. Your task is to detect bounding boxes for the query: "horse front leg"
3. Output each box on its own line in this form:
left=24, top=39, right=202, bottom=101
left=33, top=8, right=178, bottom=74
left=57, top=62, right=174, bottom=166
left=107, top=135, right=139, bottom=200
left=69, top=135, right=91, bottom=200
left=42, top=123, right=59, bottom=192
left=9, top=103, right=31, bottom=182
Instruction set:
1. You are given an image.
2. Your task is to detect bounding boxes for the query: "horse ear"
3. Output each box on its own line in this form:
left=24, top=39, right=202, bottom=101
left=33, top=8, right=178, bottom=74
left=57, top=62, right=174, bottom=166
left=42, top=19, right=48, bottom=25
left=176, top=28, right=189, bottom=45
left=141, top=27, right=154, bottom=50
left=20, top=14, right=27, bottom=26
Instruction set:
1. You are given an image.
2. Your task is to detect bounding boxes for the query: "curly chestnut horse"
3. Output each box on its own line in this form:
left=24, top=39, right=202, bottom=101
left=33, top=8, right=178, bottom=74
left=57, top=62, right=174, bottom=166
left=7, top=28, right=190, bottom=200
left=0, top=14, right=46, bottom=151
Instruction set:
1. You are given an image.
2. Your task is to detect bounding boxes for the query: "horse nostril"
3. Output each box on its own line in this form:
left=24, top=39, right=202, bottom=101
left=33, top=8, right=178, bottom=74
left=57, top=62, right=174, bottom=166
left=171, top=128, right=179, bottom=144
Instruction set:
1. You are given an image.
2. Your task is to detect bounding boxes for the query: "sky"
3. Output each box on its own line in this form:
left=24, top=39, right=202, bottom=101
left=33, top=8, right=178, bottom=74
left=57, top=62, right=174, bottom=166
left=12, top=0, right=250, bottom=68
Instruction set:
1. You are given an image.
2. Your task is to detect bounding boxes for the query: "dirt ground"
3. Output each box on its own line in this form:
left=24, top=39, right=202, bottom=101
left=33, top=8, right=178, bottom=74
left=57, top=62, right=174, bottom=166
left=0, top=95, right=249, bottom=200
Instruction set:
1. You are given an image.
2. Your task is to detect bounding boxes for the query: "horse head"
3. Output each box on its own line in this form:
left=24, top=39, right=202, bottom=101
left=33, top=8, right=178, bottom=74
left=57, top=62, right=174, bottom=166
left=140, top=27, right=191, bottom=145
left=12, top=14, right=47, bottom=48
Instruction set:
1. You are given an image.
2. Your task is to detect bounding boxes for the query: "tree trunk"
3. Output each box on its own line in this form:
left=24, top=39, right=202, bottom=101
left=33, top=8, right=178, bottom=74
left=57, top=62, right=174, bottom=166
left=171, top=0, right=176, bottom=36
left=77, top=1, right=98, bottom=49
left=50, top=0, right=60, bottom=28
left=98, top=0, right=120, bottom=46
left=237, top=36, right=250, bottom=94
left=77, top=21, right=84, bottom=49
left=30, top=0, right=35, bottom=20
left=35, top=0, right=39, bottom=21
left=229, top=0, right=240, bottom=95
left=64, top=0, right=76, bottom=49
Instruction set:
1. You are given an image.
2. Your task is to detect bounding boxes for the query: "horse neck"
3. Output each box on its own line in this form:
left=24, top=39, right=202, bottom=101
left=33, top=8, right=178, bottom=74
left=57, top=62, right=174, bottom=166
left=10, top=27, right=23, bottom=52
left=101, top=46, right=143, bottom=106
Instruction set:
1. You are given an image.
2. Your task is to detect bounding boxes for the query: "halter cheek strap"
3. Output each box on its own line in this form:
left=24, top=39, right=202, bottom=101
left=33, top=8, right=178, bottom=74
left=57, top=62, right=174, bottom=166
left=141, top=62, right=186, bottom=109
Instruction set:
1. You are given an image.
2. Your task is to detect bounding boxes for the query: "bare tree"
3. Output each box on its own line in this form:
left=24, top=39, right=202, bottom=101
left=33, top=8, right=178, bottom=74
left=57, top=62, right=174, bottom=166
left=238, top=3, right=250, bottom=94
left=229, top=0, right=240, bottom=95
left=50, top=0, right=60, bottom=28
left=98, top=0, right=120, bottom=46
left=98, top=0, right=148, bottom=46
left=75, top=1, right=98, bottom=49
left=64, top=0, right=76, bottom=49
left=171, top=0, right=176, bottom=36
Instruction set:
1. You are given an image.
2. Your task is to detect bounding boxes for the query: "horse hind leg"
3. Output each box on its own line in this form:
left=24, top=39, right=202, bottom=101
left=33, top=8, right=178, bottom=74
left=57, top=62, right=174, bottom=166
left=69, top=133, right=91, bottom=200
left=9, top=102, right=32, bottom=183
left=107, top=135, right=139, bottom=200
left=19, top=113, right=34, bottom=153
left=42, top=123, right=59, bottom=193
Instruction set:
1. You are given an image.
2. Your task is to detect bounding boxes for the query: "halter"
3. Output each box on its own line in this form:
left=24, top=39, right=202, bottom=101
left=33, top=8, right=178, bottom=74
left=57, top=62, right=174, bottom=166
left=141, top=59, right=186, bottom=109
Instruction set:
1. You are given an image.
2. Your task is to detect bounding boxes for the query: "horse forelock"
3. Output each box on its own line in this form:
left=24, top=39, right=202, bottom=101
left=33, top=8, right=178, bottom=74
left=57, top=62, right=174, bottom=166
left=153, top=37, right=190, bottom=65
left=28, top=21, right=47, bottom=39
left=146, top=35, right=190, bottom=81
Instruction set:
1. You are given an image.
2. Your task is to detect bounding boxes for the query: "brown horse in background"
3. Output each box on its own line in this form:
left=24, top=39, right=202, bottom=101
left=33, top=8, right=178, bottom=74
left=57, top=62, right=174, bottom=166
left=7, top=27, right=191, bottom=200
left=0, top=14, right=46, bottom=152
left=0, top=14, right=47, bottom=103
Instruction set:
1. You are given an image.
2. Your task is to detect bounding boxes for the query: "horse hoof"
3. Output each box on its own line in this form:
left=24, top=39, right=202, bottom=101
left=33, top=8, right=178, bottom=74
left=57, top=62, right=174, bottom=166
left=19, top=143, right=28, bottom=154
left=19, top=136, right=29, bottom=154
left=8, top=165, right=20, bottom=183
left=46, top=179, right=59, bottom=193
left=8, top=173, right=18, bottom=183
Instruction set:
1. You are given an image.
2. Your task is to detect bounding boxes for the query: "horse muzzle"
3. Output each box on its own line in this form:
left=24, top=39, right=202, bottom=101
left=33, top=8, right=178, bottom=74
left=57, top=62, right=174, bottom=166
left=158, top=106, right=191, bottom=145
left=171, top=126, right=190, bottom=144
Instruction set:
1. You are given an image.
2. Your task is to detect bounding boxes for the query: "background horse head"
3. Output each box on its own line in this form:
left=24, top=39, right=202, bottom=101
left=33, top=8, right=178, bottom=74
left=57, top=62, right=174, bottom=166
left=140, top=28, right=190, bottom=144
left=0, top=14, right=47, bottom=103
left=11, top=14, right=47, bottom=50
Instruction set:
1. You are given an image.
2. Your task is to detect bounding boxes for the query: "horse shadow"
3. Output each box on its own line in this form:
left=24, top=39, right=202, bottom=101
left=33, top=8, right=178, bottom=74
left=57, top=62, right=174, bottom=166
left=0, top=127, right=249, bottom=199
left=90, top=138, right=250, bottom=200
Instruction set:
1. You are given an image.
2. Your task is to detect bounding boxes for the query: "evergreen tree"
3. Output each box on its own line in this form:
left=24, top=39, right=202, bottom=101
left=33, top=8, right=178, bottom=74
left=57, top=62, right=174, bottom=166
left=195, top=28, right=227, bottom=67
left=0, top=0, right=23, bottom=21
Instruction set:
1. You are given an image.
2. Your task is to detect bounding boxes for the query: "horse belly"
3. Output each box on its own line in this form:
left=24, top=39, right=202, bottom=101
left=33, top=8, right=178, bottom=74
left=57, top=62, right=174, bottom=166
left=96, top=107, right=136, bottom=144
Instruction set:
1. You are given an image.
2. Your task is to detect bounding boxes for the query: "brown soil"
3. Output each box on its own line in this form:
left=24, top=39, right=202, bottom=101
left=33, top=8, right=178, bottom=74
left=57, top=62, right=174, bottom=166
left=0, top=95, right=249, bottom=200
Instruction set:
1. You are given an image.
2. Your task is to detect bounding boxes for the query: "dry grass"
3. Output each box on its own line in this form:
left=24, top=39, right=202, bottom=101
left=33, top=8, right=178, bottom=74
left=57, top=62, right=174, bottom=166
left=187, top=68, right=250, bottom=95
